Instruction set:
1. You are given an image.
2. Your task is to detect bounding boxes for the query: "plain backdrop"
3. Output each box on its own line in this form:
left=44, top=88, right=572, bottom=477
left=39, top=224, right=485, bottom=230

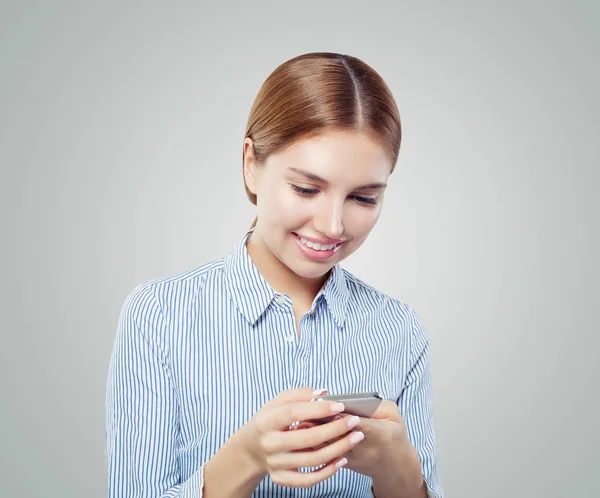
left=1, top=1, right=598, bottom=497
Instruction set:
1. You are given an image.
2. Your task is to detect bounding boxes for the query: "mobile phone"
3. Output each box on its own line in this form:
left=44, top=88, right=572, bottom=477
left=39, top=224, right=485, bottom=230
left=311, top=391, right=383, bottom=421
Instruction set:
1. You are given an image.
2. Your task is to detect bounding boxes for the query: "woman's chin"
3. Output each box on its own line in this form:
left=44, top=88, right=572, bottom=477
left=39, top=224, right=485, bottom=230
left=285, top=259, right=335, bottom=281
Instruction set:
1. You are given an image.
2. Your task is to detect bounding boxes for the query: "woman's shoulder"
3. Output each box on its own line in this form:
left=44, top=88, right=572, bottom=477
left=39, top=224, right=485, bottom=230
left=341, top=267, right=427, bottom=334
left=120, top=257, right=225, bottom=315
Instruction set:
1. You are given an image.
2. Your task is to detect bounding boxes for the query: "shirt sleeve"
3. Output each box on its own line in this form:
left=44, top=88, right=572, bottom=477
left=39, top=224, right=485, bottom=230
left=371, top=483, right=438, bottom=498
left=397, top=307, right=444, bottom=498
left=105, top=283, right=205, bottom=498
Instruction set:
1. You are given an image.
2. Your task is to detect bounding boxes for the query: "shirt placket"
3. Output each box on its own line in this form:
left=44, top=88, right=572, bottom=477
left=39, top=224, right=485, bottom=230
left=296, top=312, right=315, bottom=387
left=272, top=294, right=302, bottom=391
left=273, top=293, right=317, bottom=391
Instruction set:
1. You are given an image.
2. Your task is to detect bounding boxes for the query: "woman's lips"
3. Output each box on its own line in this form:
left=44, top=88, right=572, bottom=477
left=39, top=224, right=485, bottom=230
left=292, top=233, right=343, bottom=260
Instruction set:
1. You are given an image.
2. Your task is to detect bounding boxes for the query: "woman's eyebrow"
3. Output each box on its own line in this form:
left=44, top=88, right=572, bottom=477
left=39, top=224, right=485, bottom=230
left=288, top=167, right=328, bottom=184
left=354, top=182, right=387, bottom=190
left=288, top=167, right=387, bottom=190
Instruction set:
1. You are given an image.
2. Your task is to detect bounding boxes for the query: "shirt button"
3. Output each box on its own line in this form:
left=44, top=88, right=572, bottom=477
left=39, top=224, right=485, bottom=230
left=276, top=295, right=286, bottom=305
left=285, top=335, right=295, bottom=343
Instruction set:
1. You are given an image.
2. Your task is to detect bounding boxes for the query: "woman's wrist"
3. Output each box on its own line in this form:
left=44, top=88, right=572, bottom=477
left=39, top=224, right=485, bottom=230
left=233, top=423, right=269, bottom=478
left=371, top=438, right=427, bottom=497
left=203, top=426, right=267, bottom=497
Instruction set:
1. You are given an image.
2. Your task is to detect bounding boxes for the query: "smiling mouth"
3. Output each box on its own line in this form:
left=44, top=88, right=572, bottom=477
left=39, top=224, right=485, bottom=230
left=299, top=237, right=339, bottom=251
left=292, top=233, right=344, bottom=254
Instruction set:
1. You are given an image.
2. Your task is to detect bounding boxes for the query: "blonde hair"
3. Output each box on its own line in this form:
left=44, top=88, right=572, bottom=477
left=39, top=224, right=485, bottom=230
left=243, top=52, right=402, bottom=229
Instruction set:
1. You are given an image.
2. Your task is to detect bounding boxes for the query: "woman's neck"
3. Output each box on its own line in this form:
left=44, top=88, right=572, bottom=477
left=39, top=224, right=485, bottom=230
left=246, top=232, right=329, bottom=303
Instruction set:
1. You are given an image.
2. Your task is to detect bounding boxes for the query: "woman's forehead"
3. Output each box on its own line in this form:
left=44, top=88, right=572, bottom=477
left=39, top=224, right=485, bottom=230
left=267, top=130, right=392, bottom=183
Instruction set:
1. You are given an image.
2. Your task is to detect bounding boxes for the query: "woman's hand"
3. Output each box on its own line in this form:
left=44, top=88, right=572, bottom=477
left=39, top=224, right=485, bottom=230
left=237, top=387, right=366, bottom=488
left=335, top=400, right=427, bottom=495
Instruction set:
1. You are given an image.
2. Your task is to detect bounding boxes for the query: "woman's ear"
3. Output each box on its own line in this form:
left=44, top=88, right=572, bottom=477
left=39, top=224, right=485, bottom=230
left=243, top=138, right=258, bottom=195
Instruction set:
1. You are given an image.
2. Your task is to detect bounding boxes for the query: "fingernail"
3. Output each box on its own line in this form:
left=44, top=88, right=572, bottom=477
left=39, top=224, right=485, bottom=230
left=347, top=416, right=360, bottom=429
left=349, top=431, right=364, bottom=445
left=330, top=402, right=345, bottom=413
left=335, top=457, right=348, bottom=468
left=312, top=388, right=328, bottom=396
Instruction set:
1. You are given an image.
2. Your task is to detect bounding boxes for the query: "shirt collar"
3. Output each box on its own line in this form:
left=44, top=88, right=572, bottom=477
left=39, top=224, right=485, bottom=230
left=223, top=230, right=349, bottom=328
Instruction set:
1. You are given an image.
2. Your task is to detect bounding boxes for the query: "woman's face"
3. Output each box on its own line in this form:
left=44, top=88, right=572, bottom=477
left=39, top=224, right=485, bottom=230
left=244, top=130, right=392, bottom=280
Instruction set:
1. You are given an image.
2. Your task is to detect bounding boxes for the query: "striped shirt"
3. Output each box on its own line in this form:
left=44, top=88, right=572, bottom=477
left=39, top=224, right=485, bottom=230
left=105, top=230, right=443, bottom=497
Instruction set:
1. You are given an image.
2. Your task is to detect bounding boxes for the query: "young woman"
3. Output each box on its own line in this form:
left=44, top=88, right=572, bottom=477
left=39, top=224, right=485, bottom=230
left=106, top=52, right=443, bottom=497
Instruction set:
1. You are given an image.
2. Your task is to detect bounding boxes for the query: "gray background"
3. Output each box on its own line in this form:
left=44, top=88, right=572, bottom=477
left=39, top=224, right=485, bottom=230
left=1, top=1, right=598, bottom=497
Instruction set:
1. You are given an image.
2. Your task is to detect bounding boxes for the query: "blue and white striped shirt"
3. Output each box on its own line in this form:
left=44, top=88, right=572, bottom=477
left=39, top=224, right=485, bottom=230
left=106, top=230, right=443, bottom=497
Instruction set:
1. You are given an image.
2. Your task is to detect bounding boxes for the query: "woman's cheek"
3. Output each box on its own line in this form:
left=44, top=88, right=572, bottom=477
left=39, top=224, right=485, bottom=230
left=346, top=204, right=381, bottom=234
left=277, top=191, right=313, bottom=224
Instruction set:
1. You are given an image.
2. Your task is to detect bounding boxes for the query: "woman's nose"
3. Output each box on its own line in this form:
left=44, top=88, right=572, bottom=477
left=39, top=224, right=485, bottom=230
left=313, top=198, right=344, bottom=240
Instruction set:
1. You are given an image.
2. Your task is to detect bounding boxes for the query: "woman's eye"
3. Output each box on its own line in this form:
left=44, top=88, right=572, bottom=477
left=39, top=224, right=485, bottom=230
left=290, top=184, right=377, bottom=205
left=291, top=184, right=319, bottom=195
left=350, top=195, right=378, bottom=206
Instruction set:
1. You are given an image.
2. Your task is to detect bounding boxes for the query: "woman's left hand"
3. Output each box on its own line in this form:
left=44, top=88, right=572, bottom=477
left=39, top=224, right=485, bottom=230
left=335, top=400, right=425, bottom=489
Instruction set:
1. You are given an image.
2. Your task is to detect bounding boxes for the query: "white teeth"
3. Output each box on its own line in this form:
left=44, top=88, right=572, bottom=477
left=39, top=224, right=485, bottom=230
left=299, top=237, right=337, bottom=251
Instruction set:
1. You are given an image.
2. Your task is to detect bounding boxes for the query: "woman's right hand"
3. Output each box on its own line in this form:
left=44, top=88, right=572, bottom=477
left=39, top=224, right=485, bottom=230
left=237, top=387, right=365, bottom=488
